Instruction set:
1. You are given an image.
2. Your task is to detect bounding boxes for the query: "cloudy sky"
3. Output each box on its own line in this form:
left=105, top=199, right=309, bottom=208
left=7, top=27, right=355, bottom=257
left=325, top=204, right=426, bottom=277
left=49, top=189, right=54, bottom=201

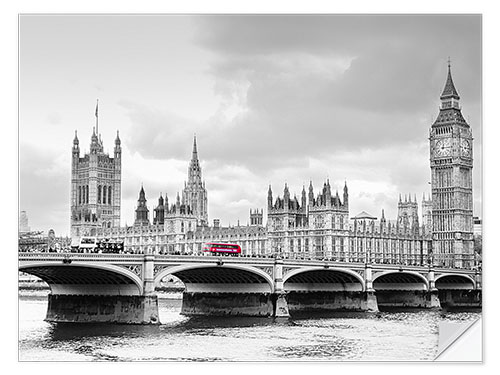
left=19, top=14, right=482, bottom=236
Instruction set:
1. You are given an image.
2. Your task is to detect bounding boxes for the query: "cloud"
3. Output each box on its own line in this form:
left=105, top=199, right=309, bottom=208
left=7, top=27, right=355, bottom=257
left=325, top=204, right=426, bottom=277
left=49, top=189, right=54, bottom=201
left=120, top=15, right=480, bottom=178
left=19, top=142, right=70, bottom=235
left=118, top=100, right=199, bottom=160
left=46, top=112, right=62, bottom=125
left=19, top=15, right=483, bottom=234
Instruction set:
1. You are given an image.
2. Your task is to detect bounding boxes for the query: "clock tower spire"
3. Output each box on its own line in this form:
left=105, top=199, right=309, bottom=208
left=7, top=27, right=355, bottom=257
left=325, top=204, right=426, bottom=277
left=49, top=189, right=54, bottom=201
left=429, top=61, right=474, bottom=268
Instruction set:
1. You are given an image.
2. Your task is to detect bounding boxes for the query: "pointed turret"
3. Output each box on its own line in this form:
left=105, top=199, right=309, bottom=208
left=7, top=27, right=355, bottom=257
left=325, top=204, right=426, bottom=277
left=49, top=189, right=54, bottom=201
left=325, top=179, right=332, bottom=205
left=440, top=59, right=460, bottom=101
left=308, top=180, right=314, bottom=205
left=72, top=130, right=80, bottom=157
left=343, top=181, right=349, bottom=209
left=153, top=193, right=165, bottom=225
left=183, top=134, right=208, bottom=225
left=134, top=185, right=149, bottom=226
left=192, top=134, right=198, bottom=160
left=115, top=130, right=121, bottom=144
left=90, top=126, right=99, bottom=153
left=283, top=183, right=290, bottom=206
left=380, top=209, right=386, bottom=228
left=301, top=185, right=307, bottom=209
left=114, top=130, right=121, bottom=158
left=433, top=60, right=469, bottom=128
left=268, top=185, right=273, bottom=209
left=187, top=134, right=202, bottom=183
left=73, top=130, right=79, bottom=146
left=72, top=130, right=80, bottom=167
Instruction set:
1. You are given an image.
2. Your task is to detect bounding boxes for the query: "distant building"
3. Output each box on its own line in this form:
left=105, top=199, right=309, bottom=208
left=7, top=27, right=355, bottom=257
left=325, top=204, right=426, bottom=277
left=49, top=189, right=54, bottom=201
left=19, top=211, right=31, bottom=233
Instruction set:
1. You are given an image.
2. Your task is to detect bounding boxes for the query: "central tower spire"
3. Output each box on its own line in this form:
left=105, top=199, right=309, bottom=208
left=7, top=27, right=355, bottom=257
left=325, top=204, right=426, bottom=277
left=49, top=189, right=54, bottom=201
left=192, top=134, right=198, bottom=160
left=188, top=134, right=202, bottom=183
left=182, top=134, right=208, bottom=226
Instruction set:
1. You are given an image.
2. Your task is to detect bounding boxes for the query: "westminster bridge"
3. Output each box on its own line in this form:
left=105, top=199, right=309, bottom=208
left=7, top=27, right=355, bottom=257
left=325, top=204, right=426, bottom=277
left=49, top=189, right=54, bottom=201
left=18, top=252, right=482, bottom=324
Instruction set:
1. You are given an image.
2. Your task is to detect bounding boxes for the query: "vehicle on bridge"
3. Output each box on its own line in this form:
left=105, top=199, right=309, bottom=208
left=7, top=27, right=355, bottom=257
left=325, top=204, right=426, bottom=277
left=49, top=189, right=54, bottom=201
left=71, top=236, right=97, bottom=253
left=203, top=243, right=241, bottom=256
left=96, top=239, right=125, bottom=254
left=72, top=237, right=125, bottom=254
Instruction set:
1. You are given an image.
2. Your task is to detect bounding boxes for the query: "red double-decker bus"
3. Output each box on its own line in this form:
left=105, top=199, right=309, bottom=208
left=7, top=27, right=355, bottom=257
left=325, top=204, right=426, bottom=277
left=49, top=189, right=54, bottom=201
left=203, top=243, right=241, bottom=255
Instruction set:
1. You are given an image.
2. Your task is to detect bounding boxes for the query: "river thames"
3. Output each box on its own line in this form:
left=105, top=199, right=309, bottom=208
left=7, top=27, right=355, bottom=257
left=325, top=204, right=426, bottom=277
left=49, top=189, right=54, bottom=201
left=18, top=291, right=480, bottom=362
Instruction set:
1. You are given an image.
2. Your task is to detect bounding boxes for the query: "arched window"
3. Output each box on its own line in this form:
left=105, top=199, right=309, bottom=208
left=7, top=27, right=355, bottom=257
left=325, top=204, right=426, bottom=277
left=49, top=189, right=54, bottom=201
left=98, top=185, right=102, bottom=203
left=103, top=186, right=106, bottom=204
left=86, top=185, right=89, bottom=203
left=78, top=186, right=82, bottom=204
left=108, top=186, right=112, bottom=205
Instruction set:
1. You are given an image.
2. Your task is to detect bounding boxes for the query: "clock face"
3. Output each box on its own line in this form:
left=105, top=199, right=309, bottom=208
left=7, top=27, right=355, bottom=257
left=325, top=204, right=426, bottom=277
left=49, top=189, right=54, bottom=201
left=435, top=139, right=452, bottom=157
left=460, top=139, right=471, bottom=157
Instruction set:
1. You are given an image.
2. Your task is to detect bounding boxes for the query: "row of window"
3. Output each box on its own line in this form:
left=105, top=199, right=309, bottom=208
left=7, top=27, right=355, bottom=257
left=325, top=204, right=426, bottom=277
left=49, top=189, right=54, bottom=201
left=78, top=185, right=89, bottom=204
left=98, top=185, right=113, bottom=205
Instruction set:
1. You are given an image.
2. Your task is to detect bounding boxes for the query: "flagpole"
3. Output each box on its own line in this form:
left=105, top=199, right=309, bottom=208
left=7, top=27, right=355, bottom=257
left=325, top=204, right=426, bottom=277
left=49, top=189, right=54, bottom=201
left=95, top=99, right=99, bottom=136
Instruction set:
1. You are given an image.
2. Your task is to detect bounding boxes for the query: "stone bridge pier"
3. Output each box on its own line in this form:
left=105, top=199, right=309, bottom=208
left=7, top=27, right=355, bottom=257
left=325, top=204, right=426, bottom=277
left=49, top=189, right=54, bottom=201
left=20, top=254, right=160, bottom=324
left=154, top=258, right=290, bottom=318
left=280, top=263, right=377, bottom=314
left=372, top=268, right=440, bottom=309
left=276, top=264, right=480, bottom=314
left=19, top=253, right=481, bottom=323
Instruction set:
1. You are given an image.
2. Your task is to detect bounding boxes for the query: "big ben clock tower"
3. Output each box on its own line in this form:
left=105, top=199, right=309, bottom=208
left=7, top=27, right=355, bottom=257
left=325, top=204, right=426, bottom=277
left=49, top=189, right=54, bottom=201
left=430, top=61, right=474, bottom=268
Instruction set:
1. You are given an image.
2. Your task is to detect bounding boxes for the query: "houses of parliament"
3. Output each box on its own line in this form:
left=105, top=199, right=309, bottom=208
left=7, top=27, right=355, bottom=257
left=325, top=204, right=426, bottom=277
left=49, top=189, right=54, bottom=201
left=70, top=64, right=476, bottom=269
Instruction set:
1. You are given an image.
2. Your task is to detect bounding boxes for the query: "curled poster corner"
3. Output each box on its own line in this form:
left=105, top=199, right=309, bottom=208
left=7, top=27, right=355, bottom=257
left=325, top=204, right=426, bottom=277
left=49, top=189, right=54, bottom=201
left=435, top=318, right=482, bottom=362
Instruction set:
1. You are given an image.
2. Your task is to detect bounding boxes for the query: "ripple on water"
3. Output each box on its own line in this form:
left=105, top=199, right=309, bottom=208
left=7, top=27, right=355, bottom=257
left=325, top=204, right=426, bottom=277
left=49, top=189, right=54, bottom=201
left=18, top=296, right=481, bottom=361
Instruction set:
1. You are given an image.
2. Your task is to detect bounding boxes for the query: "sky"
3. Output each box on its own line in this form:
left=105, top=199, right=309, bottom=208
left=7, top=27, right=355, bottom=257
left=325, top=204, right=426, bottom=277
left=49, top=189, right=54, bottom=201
left=19, top=14, right=482, bottom=237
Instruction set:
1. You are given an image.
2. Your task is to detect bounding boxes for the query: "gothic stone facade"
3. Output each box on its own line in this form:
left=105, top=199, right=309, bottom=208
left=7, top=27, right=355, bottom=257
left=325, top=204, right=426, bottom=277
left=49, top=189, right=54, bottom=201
left=429, top=63, right=474, bottom=268
left=70, top=125, right=121, bottom=240
left=94, top=136, right=433, bottom=267
left=69, top=64, right=475, bottom=269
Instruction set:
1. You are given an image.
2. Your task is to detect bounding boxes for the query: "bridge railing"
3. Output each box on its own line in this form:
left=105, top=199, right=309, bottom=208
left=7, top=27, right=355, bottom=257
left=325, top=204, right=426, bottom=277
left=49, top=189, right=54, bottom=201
left=18, top=250, right=479, bottom=271
left=18, top=252, right=145, bottom=262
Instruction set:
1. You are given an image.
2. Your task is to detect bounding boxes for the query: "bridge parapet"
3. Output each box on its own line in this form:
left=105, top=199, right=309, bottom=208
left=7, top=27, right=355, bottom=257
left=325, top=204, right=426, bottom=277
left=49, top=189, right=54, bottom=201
left=19, top=252, right=145, bottom=262
left=18, top=253, right=481, bottom=321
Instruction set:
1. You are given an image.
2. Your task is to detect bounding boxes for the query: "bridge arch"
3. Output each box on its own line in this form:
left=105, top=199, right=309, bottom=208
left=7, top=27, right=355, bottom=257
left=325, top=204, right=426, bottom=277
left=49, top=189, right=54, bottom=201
left=373, top=270, right=429, bottom=291
left=435, top=273, right=475, bottom=290
left=19, top=262, right=144, bottom=295
left=283, top=267, right=365, bottom=292
left=154, top=264, right=274, bottom=293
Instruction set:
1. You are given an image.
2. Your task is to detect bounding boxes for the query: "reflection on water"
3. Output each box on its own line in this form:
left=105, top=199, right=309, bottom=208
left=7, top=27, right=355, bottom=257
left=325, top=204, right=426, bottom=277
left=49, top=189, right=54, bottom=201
left=18, top=294, right=481, bottom=362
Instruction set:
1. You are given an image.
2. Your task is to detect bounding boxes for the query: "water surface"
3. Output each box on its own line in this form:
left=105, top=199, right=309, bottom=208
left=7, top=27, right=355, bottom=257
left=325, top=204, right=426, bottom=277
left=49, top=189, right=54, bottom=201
left=18, top=292, right=480, bottom=361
